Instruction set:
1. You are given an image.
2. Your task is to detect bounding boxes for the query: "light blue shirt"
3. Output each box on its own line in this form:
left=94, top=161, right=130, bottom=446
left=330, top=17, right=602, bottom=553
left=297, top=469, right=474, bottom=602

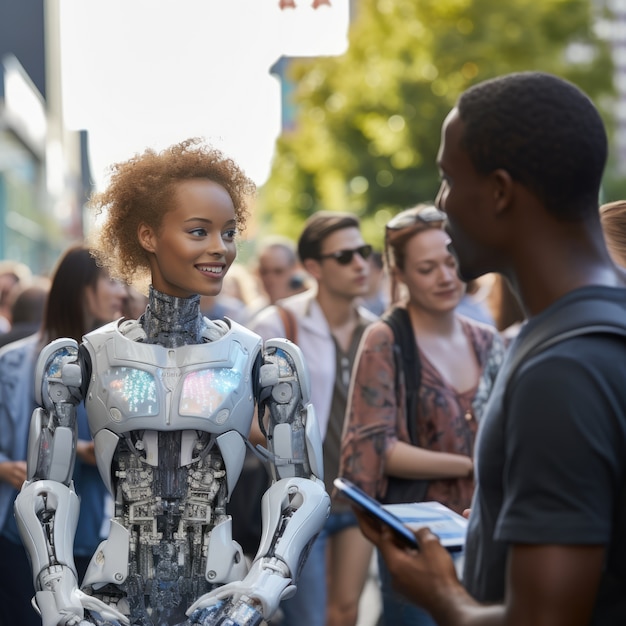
left=0, top=334, right=107, bottom=554
left=0, top=334, right=39, bottom=536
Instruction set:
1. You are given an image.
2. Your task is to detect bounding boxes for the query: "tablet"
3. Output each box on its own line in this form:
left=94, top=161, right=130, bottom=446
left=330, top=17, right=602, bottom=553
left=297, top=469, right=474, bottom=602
left=334, top=477, right=419, bottom=548
left=334, top=477, right=467, bottom=553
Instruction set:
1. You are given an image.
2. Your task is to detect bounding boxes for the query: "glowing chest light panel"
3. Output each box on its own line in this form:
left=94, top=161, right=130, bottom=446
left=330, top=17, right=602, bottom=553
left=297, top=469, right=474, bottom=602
left=103, top=368, right=158, bottom=415
left=179, top=353, right=244, bottom=419
left=101, top=343, right=246, bottom=421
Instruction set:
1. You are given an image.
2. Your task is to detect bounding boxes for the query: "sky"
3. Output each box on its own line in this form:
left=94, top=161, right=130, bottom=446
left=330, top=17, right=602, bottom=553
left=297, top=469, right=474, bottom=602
left=59, top=0, right=350, bottom=191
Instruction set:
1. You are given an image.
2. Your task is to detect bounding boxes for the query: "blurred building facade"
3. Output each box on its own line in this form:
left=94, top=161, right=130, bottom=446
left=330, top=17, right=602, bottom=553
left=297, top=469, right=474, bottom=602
left=271, top=0, right=356, bottom=132
left=602, top=0, right=626, bottom=172
left=0, top=0, right=89, bottom=275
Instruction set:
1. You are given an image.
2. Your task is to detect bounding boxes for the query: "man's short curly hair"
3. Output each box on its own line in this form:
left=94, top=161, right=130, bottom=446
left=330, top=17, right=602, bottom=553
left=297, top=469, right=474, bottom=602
left=457, top=72, right=607, bottom=221
left=88, top=138, right=256, bottom=284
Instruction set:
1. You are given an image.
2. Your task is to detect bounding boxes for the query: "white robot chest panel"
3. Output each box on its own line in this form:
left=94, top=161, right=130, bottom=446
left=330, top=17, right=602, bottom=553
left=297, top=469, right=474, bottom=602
left=83, top=322, right=260, bottom=437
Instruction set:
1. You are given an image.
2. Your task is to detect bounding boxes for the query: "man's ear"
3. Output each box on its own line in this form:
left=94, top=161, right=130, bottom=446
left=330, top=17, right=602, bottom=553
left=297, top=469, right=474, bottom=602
left=137, top=223, right=156, bottom=253
left=302, top=257, right=322, bottom=281
left=491, top=169, right=514, bottom=215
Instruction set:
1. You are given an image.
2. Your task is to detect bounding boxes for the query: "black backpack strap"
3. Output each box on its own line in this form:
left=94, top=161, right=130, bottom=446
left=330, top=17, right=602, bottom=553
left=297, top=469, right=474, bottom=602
left=506, top=298, right=626, bottom=385
left=381, top=307, right=421, bottom=445
left=381, top=307, right=430, bottom=504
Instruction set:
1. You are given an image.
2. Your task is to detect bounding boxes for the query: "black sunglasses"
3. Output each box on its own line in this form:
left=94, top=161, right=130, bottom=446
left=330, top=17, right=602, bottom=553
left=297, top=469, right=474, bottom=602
left=318, top=244, right=373, bottom=265
left=386, top=206, right=446, bottom=231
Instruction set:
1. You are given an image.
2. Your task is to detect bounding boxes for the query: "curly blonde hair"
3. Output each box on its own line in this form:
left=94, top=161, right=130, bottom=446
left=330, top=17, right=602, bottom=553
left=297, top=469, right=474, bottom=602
left=88, top=138, right=255, bottom=284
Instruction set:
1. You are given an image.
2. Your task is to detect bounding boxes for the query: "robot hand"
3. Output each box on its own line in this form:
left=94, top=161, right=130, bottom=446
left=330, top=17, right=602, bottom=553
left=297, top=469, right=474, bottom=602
left=186, top=557, right=295, bottom=623
left=184, top=600, right=262, bottom=626
left=33, top=565, right=130, bottom=626
left=78, top=592, right=130, bottom=626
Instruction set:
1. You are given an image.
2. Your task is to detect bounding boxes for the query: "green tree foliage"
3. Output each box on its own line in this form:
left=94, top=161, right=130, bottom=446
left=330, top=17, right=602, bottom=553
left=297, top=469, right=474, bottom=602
left=260, top=0, right=615, bottom=248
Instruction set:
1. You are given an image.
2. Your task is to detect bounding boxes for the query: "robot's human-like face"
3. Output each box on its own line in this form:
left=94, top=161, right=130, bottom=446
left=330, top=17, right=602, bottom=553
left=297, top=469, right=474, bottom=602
left=139, top=178, right=238, bottom=299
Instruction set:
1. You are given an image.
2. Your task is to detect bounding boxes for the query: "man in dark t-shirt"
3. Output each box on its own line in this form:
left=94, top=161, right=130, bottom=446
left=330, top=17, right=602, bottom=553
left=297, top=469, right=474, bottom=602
left=464, top=286, right=626, bottom=623
left=353, top=71, right=626, bottom=625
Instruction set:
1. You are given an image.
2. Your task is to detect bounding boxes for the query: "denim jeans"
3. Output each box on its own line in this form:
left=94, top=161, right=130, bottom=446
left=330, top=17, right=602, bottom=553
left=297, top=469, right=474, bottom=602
left=0, top=535, right=41, bottom=626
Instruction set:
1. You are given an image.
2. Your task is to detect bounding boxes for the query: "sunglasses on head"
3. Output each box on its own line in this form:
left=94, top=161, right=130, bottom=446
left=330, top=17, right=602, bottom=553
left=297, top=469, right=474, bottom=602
left=386, top=206, right=446, bottom=231
left=317, top=244, right=373, bottom=265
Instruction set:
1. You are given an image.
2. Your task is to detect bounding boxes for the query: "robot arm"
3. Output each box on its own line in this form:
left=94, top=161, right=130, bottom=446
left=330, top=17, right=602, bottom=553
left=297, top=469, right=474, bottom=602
left=257, top=338, right=324, bottom=482
left=13, top=338, right=128, bottom=626
left=186, top=339, right=330, bottom=624
left=28, top=338, right=83, bottom=482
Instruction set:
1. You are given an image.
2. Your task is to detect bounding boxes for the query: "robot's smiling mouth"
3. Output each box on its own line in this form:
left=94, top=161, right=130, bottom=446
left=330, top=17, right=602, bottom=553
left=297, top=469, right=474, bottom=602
left=196, top=265, right=224, bottom=275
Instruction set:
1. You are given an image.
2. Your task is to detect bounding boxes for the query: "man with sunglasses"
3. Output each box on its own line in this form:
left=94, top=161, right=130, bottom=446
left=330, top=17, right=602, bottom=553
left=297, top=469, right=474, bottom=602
left=355, top=72, right=626, bottom=626
left=250, top=211, right=377, bottom=626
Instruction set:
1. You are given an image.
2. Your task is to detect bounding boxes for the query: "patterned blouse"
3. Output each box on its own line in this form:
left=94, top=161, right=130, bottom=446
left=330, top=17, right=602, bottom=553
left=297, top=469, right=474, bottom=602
left=338, top=311, right=505, bottom=515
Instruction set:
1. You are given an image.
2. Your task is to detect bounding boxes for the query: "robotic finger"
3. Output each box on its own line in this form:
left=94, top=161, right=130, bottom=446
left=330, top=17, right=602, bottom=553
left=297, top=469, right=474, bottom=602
left=183, top=599, right=263, bottom=626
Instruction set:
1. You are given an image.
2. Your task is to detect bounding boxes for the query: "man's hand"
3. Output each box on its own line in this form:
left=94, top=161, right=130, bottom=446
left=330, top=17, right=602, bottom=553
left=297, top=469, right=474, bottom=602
left=353, top=506, right=463, bottom=613
left=0, top=460, right=27, bottom=489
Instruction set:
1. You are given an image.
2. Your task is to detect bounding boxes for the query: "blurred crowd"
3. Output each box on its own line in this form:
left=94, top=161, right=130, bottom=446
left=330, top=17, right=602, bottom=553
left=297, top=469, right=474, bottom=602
left=0, top=220, right=520, bottom=626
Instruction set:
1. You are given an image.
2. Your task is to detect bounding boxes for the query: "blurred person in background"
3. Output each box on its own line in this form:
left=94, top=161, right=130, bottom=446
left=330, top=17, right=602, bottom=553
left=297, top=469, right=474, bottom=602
left=339, top=204, right=504, bottom=626
left=0, top=244, right=126, bottom=626
left=200, top=262, right=257, bottom=324
left=221, top=260, right=260, bottom=305
left=456, top=277, right=496, bottom=326
left=0, top=277, right=50, bottom=349
left=247, top=236, right=310, bottom=319
left=250, top=211, right=376, bottom=626
left=0, top=260, right=33, bottom=334
left=600, top=199, right=626, bottom=267
left=486, top=274, right=525, bottom=345
left=360, top=250, right=388, bottom=317
left=257, top=237, right=298, bottom=301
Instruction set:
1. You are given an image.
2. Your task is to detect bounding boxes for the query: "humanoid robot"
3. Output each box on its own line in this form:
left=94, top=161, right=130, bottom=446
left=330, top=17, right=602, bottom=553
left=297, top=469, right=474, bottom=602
left=14, top=288, right=330, bottom=626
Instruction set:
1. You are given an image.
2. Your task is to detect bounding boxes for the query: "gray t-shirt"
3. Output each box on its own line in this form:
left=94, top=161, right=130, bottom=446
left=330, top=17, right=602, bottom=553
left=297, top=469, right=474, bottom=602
left=463, top=286, right=626, bottom=623
left=324, top=325, right=367, bottom=514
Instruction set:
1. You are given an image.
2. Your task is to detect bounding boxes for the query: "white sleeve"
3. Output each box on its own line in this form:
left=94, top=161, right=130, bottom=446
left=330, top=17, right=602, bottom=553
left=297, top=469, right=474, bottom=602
left=248, top=305, right=286, bottom=343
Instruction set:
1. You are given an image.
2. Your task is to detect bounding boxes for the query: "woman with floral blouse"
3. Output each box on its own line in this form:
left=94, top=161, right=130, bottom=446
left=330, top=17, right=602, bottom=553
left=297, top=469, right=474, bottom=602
left=339, top=204, right=504, bottom=626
